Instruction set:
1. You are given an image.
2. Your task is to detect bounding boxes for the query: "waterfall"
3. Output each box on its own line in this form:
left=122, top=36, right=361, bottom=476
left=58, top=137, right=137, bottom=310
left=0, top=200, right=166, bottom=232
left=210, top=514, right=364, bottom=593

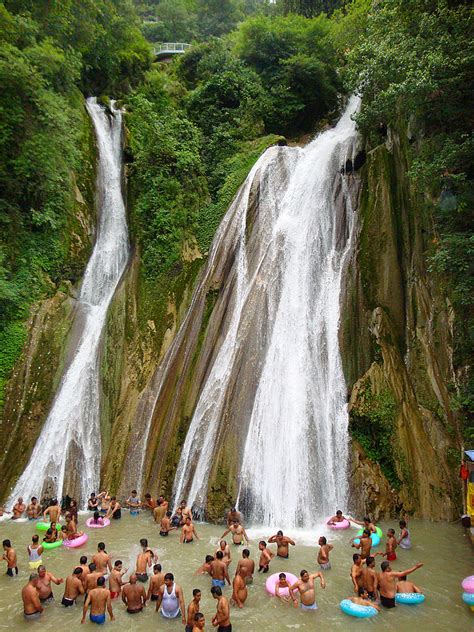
left=8, top=98, right=129, bottom=508
left=172, top=96, right=361, bottom=527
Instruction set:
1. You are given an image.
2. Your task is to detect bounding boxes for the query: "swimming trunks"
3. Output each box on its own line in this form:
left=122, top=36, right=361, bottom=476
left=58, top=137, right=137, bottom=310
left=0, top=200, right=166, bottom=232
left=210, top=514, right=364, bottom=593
left=217, top=625, right=232, bottom=632
left=40, top=592, right=54, bottom=603
left=151, top=594, right=159, bottom=601
left=185, top=625, right=194, bottom=632
left=127, top=607, right=143, bottom=614
left=112, top=509, right=121, bottom=519
left=301, top=602, right=318, bottom=610
left=386, top=552, right=397, bottom=561
left=159, top=531, right=169, bottom=536
left=212, top=578, right=226, bottom=588
left=277, top=553, right=289, bottom=559
left=380, top=594, right=396, bottom=608
left=24, top=611, right=41, bottom=620
left=110, top=591, right=119, bottom=600
left=130, top=510, right=139, bottom=516
left=184, top=538, right=193, bottom=543
left=233, top=541, right=243, bottom=546
left=358, top=587, right=366, bottom=596
left=136, top=573, right=148, bottom=582
left=6, top=567, right=18, bottom=577
left=61, top=596, right=75, bottom=607
left=29, top=559, right=42, bottom=570
left=90, top=612, right=106, bottom=624
left=319, top=562, right=331, bottom=570
left=244, top=577, right=253, bottom=585
left=367, top=591, right=376, bottom=600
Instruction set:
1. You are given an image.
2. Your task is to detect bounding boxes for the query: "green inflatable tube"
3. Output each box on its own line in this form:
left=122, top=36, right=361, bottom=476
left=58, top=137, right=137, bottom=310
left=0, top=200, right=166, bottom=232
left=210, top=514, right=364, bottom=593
left=42, top=540, right=63, bottom=550
left=36, top=522, right=61, bottom=532
left=356, top=526, right=383, bottom=539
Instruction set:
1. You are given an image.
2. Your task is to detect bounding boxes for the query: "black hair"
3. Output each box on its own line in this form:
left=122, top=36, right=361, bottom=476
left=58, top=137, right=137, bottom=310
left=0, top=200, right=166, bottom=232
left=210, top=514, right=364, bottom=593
left=300, top=569, right=308, bottom=577
left=154, top=564, right=162, bottom=572
left=32, top=535, right=39, bottom=543
left=131, top=490, right=137, bottom=494
left=166, top=510, right=172, bottom=517
left=205, top=555, right=214, bottom=563
left=353, top=554, right=361, bottom=562
left=366, top=556, right=375, bottom=565
left=98, top=542, right=105, bottom=550
left=194, top=612, right=204, bottom=621
left=3, top=539, right=11, bottom=547
left=319, top=536, right=327, bottom=544
left=211, top=586, right=222, bottom=597
left=73, top=567, right=83, bottom=575
left=89, top=563, right=97, bottom=572
left=164, top=572, right=174, bottom=581
left=259, top=540, right=266, bottom=547
left=381, top=561, right=390, bottom=572
left=216, top=551, right=223, bottom=560
left=97, top=576, right=105, bottom=587
left=363, top=516, right=370, bottom=523
left=80, top=556, right=87, bottom=564
left=399, top=575, right=407, bottom=581
left=193, top=588, right=201, bottom=596
left=114, top=560, right=122, bottom=567
left=140, top=538, right=148, bottom=547
left=279, top=573, right=286, bottom=579
left=336, top=510, right=342, bottom=515
left=94, top=511, right=100, bottom=521
left=388, top=528, right=395, bottom=536
left=242, top=549, right=250, bottom=558
left=363, top=529, right=371, bottom=536
left=277, top=530, right=283, bottom=536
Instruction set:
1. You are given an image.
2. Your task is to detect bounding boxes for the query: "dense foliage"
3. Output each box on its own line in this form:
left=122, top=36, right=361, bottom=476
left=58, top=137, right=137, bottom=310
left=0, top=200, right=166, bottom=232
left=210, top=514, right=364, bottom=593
left=346, top=0, right=473, bottom=439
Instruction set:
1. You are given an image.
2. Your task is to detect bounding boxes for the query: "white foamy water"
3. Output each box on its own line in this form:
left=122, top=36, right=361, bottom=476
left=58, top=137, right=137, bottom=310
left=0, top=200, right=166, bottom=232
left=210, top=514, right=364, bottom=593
left=8, top=98, right=129, bottom=508
left=172, top=96, right=361, bottom=527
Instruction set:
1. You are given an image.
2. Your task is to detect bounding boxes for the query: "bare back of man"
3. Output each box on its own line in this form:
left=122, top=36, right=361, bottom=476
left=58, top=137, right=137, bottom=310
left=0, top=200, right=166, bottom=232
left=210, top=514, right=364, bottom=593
left=231, top=573, right=247, bottom=608
left=122, top=576, right=146, bottom=613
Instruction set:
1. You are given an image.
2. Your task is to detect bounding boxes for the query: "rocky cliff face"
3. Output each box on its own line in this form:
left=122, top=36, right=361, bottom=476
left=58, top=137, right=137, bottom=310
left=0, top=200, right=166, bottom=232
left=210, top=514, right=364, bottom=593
left=340, top=129, right=461, bottom=520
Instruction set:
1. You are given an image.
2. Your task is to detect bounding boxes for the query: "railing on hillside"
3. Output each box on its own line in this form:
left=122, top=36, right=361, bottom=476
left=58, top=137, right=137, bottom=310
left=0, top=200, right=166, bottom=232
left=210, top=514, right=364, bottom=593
left=154, top=43, right=191, bottom=58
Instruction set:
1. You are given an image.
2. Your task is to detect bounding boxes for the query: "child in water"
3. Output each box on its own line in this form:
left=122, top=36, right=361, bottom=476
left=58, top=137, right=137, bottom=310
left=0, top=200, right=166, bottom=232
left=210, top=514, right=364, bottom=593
left=275, top=573, right=298, bottom=607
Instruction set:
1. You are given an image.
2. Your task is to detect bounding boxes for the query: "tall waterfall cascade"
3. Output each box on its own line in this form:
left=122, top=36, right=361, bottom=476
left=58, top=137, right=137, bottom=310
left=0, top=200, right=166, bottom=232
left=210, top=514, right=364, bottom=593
left=172, top=96, right=361, bottom=528
left=8, top=98, right=129, bottom=507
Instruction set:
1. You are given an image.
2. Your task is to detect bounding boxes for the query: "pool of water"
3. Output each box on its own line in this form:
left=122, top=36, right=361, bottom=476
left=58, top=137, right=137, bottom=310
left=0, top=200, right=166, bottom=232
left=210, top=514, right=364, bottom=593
left=0, top=513, right=471, bottom=630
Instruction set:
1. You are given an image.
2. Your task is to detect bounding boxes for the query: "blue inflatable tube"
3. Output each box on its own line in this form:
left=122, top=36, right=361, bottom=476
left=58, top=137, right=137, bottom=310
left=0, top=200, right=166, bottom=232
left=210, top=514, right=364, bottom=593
left=353, top=533, right=380, bottom=547
left=462, top=592, right=474, bottom=606
left=395, top=593, right=425, bottom=605
left=340, top=599, right=378, bottom=618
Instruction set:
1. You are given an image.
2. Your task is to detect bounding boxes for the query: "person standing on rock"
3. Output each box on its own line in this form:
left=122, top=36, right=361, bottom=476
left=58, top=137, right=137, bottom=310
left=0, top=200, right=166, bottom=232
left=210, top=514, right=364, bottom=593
left=268, top=530, right=296, bottom=558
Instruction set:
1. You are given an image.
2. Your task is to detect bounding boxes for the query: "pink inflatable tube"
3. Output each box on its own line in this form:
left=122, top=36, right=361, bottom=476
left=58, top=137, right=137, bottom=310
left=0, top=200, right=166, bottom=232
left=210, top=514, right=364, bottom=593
left=265, top=572, right=299, bottom=597
left=327, top=517, right=350, bottom=530
left=462, top=576, right=474, bottom=594
left=86, top=517, right=110, bottom=528
left=64, top=533, right=89, bottom=548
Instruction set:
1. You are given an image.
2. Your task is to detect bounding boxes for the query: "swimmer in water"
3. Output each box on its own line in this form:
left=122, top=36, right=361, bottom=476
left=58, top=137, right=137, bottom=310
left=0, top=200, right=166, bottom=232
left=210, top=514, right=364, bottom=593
left=180, top=516, right=199, bottom=543
left=195, top=555, right=214, bottom=575
left=136, top=538, right=156, bottom=582
left=106, top=497, right=122, bottom=520
left=221, top=520, right=249, bottom=545
left=122, top=574, right=147, bottom=614
left=378, top=561, right=423, bottom=608
left=268, top=530, right=296, bottom=558
left=379, top=528, right=397, bottom=561
left=160, top=510, right=177, bottom=536
left=397, top=520, right=412, bottom=549
left=125, top=490, right=141, bottom=514
left=290, top=569, right=326, bottom=610
left=22, top=573, right=43, bottom=620
left=350, top=553, right=363, bottom=594
left=81, top=576, right=114, bottom=624
left=351, top=529, right=372, bottom=560
left=26, top=497, right=41, bottom=520
left=327, top=510, right=347, bottom=524
left=155, top=572, right=186, bottom=624
left=235, top=549, right=255, bottom=585
left=3, top=539, right=18, bottom=576
left=215, top=540, right=231, bottom=566
left=43, top=498, right=61, bottom=524
left=192, top=612, right=205, bottom=631
left=396, top=575, right=422, bottom=594
left=147, top=564, right=165, bottom=601
left=317, top=536, right=333, bottom=570
left=210, top=551, right=230, bottom=589
left=37, top=564, right=64, bottom=603
left=360, top=556, right=378, bottom=600
left=11, top=497, right=26, bottom=519
left=226, top=507, right=242, bottom=526
left=186, top=589, right=202, bottom=632
left=61, top=567, right=84, bottom=607
left=275, top=572, right=298, bottom=607
left=231, top=571, right=248, bottom=608
left=109, top=560, right=128, bottom=599
left=352, top=515, right=377, bottom=534
left=92, top=542, right=112, bottom=576
left=258, top=541, right=273, bottom=573
left=211, top=586, right=231, bottom=631
left=27, top=535, right=43, bottom=570
left=348, top=589, right=381, bottom=611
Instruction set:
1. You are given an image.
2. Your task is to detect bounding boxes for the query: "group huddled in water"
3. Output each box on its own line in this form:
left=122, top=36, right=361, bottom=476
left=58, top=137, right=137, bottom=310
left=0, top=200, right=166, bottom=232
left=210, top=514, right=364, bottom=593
left=2, top=492, right=424, bottom=627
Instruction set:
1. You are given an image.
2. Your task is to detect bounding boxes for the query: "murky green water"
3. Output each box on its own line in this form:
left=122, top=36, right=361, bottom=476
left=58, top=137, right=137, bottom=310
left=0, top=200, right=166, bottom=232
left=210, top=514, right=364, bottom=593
left=0, top=513, right=471, bottom=630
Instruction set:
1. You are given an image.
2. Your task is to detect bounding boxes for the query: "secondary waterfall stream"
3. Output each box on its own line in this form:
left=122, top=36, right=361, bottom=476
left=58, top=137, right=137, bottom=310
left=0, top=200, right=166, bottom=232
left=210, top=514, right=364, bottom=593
left=8, top=98, right=129, bottom=507
left=171, top=97, right=361, bottom=527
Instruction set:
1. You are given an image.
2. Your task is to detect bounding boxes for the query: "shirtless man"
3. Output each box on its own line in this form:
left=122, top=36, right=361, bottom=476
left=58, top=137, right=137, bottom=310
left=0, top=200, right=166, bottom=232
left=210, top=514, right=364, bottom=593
left=210, top=551, right=230, bottom=588
left=221, top=520, right=249, bottom=545
left=378, top=561, right=423, bottom=608
left=2, top=539, right=17, bottom=577
left=155, top=572, right=186, bottom=623
left=106, top=496, right=121, bottom=520
left=195, top=555, right=214, bottom=575
left=215, top=540, right=231, bottom=566
left=22, top=574, right=43, bottom=620
left=78, top=556, right=90, bottom=590
left=125, top=490, right=141, bottom=514
left=348, top=590, right=381, bottom=611
left=44, top=498, right=61, bottom=524
left=65, top=513, right=83, bottom=540
left=235, top=549, right=255, bottom=585
left=327, top=509, right=347, bottom=525
left=27, top=535, right=43, bottom=570
left=226, top=507, right=242, bottom=526
left=258, top=540, right=273, bottom=573
left=181, top=516, right=199, bottom=543
left=81, top=576, right=114, bottom=624
left=317, top=536, right=333, bottom=570
left=397, top=574, right=422, bottom=594
left=186, top=589, right=202, bottom=632
left=27, top=497, right=41, bottom=520
left=179, top=500, right=193, bottom=521
left=268, top=530, right=296, bottom=559
left=275, top=572, right=298, bottom=607
left=37, top=564, right=63, bottom=603
left=380, top=528, right=397, bottom=561
left=290, top=569, right=326, bottom=611
left=193, top=612, right=206, bottom=631
left=231, top=573, right=247, bottom=608
left=361, top=556, right=378, bottom=600
left=136, top=538, right=156, bottom=582
left=352, top=529, right=372, bottom=560
left=142, top=493, right=157, bottom=511
left=350, top=554, right=363, bottom=594
left=92, top=542, right=112, bottom=576
left=62, top=567, right=84, bottom=606
left=11, top=497, right=26, bottom=519
left=211, top=586, right=231, bottom=632
left=147, top=564, right=164, bottom=601
left=352, top=516, right=377, bottom=534
left=160, top=510, right=177, bottom=536
left=85, top=563, right=105, bottom=593
left=109, top=560, right=128, bottom=599
left=122, top=574, right=147, bottom=614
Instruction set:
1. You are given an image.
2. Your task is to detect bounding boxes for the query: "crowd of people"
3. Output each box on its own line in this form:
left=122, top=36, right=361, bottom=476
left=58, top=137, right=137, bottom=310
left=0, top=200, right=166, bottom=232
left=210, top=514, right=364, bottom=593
left=1, top=492, right=423, bottom=628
